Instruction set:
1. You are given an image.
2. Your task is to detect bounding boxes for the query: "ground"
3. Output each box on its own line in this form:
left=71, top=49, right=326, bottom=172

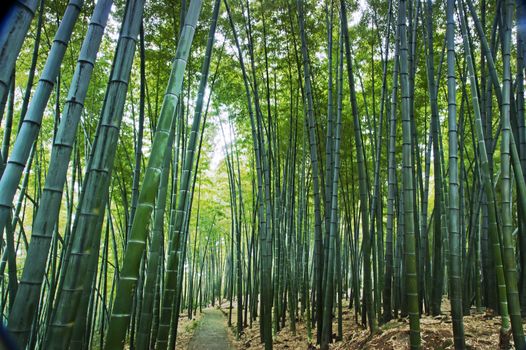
left=171, top=313, right=203, bottom=349
left=177, top=308, right=234, bottom=350
left=178, top=302, right=525, bottom=349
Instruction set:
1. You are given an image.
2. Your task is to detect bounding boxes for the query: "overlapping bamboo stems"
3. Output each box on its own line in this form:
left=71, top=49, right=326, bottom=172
left=499, top=0, right=525, bottom=346
left=422, top=0, right=446, bottom=317
left=384, top=0, right=401, bottom=323
left=8, top=1, right=113, bottom=347
left=244, top=1, right=274, bottom=346
left=135, top=123, right=174, bottom=349
left=297, top=0, right=325, bottom=344
left=458, top=0, right=511, bottom=339
left=0, top=0, right=43, bottom=174
left=224, top=0, right=273, bottom=346
left=0, top=0, right=39, bottom=118
left=43, top=0, right=146, bottom=347
left=368, top=0, right=393, bottom=325
left=321, top=24, right=343, bottom=350
left=340, top=0, right=376, bottom=333
left=104, top=0, right=205, bottom=347
left=0, top=0, right=84, bottom=241
left=127, top=23, right=147, bottom=240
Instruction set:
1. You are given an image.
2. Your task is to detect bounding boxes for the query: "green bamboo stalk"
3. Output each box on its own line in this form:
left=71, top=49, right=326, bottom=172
left=127, top=23, right=146, bottom=238
left=0, top=76, right=15, bottom=175
left=135, top=122, right=173, bottom=350
left=15, top=0, right=44, bottom=138
left=384, top=4, right=401, bottom=322
left=69, top=200, right=106, bottom=349
left=516, top=0, right=526, bottom=315
left=0, top=0, right=39, bottom=117
left=324, top=0, right=334, bottom=270
left=399, top=0, right=421, bottom=348
left=500, top=0, right=525, bottom=346
left=446, top=0, right=465, bottom=347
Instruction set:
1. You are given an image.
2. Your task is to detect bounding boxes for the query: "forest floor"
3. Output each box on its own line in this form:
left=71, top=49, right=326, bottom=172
left=228, top=301, right=525, bottom=349
left=176, top=301, right=526, bottom=349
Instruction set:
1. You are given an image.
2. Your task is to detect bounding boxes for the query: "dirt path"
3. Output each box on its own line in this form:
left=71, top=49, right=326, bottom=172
left=187, top=309, right=233, bottom=350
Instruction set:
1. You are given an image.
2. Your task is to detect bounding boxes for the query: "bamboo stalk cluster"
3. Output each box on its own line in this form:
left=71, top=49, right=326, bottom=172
left=0, top=0, right=525, bottom=349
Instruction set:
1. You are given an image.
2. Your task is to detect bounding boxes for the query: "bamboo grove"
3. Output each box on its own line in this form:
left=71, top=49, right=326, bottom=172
left=0, top=0, right=525, bottom=349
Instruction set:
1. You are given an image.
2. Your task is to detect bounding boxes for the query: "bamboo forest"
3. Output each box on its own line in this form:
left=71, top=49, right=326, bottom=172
left=1, top=0, right=526, bottom=349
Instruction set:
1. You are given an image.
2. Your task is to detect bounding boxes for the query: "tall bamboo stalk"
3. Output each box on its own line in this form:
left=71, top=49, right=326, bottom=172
left=500, top=0, right=525, bottom=346
left=399, top=0, right=421, bottom=347
left=446, top=0, right=465, bottom=347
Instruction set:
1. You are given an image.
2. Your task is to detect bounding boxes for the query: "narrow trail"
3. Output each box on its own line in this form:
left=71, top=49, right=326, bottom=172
left=187, top=309, right=233, bottom=350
